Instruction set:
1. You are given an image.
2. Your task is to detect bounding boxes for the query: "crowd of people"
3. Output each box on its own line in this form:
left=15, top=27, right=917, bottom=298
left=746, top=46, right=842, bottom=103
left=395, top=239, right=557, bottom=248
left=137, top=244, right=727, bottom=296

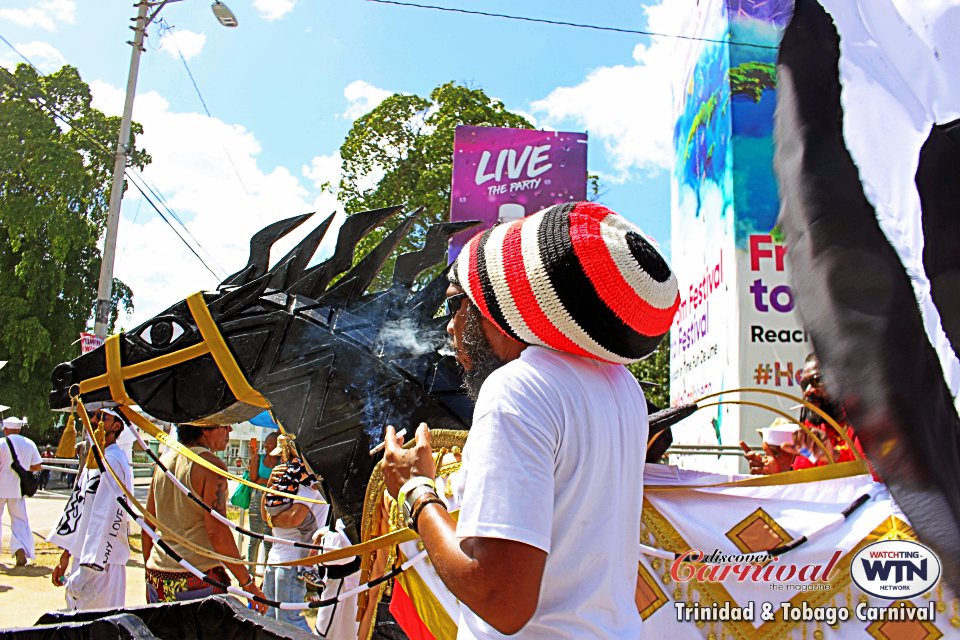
left=36, top=414, right=354, bottom=634
left=0, top=405, right=362, bottom=634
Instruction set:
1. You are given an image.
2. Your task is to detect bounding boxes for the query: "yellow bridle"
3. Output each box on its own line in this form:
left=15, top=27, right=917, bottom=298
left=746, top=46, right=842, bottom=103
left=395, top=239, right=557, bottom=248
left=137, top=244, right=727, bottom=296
left=71, top=291, right=326, bottom=505
left=78, top=292, right=268, bottom=408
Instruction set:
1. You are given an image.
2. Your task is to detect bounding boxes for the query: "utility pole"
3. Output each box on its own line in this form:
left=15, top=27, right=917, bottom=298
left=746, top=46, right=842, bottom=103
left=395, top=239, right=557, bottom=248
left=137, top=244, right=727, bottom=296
left=93, top=0, right=150, bottom=338
left=93, top=1, right=237, bottom=338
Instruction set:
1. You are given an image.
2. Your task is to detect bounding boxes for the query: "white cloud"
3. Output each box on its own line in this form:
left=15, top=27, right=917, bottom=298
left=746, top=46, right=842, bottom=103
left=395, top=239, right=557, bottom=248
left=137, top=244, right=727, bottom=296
left=531, top=0, right=687, bottom=178
left=0, top=0, right=76, bottom=31
left=89, top=80, right=345, bottom=330
left=303, top=153, right=342, bottom=191
left=0, top=40, right=65, bottom=72
left=342, top=80, right=392, bottom=120
left=252, top=0, right=297, bottom=21
left=158, top=29, right=207, bottom=61
left=510, top=109, right=540, bottom=129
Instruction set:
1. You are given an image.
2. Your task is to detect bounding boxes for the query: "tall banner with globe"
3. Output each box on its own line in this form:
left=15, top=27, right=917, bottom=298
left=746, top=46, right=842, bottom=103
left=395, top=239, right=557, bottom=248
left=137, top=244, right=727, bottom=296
left=448, top=125, right=587, bottom=262
left=669, top=0, right=739, bottom=470
left=670, top=0, right=805, bottom=471
left=728, top=0, right=809, bottom=442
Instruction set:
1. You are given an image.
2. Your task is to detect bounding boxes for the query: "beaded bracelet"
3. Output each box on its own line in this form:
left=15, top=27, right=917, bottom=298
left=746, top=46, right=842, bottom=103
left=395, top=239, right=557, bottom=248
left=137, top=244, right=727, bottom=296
left=409, top=494, right=446, bottom=533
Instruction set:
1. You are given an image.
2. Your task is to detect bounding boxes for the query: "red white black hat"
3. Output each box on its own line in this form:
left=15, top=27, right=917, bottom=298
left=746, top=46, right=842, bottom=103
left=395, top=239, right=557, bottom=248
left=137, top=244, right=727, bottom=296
left=450, top=202, right=679, bottom=364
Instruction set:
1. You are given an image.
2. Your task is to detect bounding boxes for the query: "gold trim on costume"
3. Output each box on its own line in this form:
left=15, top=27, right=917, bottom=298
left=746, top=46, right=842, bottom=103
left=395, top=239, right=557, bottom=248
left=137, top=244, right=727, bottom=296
left=636, top=561, right=671, bottom=620
left=695, top=388, right=863, bottom=462
left=725, top=508, right=793, bottom=554
left=357, top=429, right=469, bottom=634
left=395, top=549, right=459, bottom=638
left=864, top=601, right=943, bottom=640
left=644, top=460, right=870, bottom=491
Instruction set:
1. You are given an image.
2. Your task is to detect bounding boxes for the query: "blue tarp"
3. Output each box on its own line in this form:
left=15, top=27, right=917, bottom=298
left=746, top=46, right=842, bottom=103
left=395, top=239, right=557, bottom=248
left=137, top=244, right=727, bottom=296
left=249, top=411, right=279, bottom=429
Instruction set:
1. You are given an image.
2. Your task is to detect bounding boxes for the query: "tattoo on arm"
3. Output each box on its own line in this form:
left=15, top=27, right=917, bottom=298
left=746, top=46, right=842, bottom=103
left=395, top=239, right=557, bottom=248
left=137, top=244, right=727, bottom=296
left=213, top=481, right=227, bottom=514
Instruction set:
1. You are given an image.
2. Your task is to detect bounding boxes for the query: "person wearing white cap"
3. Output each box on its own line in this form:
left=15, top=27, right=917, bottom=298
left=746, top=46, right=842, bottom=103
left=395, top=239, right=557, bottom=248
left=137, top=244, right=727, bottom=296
left=48, top=408, right=134, bottom=609
left=0, top=415, right=42, bottom=566
left=744, top=354, right=868, bottom=475
left=743, top=418, right=801, bottom=475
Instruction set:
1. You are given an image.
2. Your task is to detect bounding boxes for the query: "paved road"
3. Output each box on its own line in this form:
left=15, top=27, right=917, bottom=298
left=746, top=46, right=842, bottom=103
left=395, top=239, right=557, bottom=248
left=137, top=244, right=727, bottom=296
left=0, top=482, right=151, bottom=628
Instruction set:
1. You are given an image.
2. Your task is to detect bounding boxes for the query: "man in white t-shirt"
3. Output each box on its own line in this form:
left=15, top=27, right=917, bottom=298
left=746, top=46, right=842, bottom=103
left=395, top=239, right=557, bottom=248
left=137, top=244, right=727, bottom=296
left=0, top=416, right=43, bottom=566
left=383, top=203, right=679, bottom=638
left=48, top=408, right=134, bottom=610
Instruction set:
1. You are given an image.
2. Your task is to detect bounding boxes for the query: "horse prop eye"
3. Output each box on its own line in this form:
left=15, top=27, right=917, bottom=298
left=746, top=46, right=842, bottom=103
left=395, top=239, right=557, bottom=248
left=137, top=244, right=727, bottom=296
left=137, top=319, right=185, bottom=348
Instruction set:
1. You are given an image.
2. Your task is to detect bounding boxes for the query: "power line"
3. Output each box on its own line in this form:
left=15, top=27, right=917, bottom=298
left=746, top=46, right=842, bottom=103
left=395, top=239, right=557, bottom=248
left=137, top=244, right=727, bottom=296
left=0, top=32, right=33, bottom=66
left=156, top=20, right=213, bottom=115
left=155, top=19, right=258, bottom=216
left=117, top=196, right=143, bottom=265
left=124, top=169, right=230, bottom=278
left=123, top=171, right=223, bottom=281
left=364, top=0, right=778, bottom=50
left=0, top=32, right=227, bottom=281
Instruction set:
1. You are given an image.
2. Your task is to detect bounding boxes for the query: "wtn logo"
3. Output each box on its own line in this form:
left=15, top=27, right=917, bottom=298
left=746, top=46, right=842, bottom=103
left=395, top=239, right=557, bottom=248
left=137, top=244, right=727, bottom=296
left=861, top=558, right=927, bottom=583
left=851, top=540, right=940, bottom=600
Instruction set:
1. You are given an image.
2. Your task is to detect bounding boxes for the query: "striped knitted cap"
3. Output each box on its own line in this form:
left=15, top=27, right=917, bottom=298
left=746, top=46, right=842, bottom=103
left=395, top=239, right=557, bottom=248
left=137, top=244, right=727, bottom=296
left=450, top=202, right=679, bottom=364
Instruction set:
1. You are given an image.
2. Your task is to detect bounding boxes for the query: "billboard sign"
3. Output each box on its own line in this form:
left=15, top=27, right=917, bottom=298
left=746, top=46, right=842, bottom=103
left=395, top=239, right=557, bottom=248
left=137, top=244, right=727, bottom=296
left=448, top=125, right=587, bottom=261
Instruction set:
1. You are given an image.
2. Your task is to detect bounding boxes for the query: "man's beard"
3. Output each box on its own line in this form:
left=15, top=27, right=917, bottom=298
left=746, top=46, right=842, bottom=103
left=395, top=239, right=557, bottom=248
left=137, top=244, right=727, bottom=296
left=458, top=305, right=507, bottom=402
left=801, top=393, right=846, bottom=426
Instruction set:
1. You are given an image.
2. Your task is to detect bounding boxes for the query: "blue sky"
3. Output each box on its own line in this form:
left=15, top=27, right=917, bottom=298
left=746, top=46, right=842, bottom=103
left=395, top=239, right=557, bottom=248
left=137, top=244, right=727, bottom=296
left=0, top=0, right=689, bottom=328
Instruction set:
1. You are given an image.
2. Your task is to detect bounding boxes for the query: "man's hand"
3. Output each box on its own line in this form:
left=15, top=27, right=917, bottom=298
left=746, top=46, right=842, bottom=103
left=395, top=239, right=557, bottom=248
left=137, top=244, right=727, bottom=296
left=382, top=423, right=435, bottom=498
left=52, top=550, right=70, bottom=587
left=268, top=463, right=287, bottom=486
left=745, top=442, right=796, bottom=475
left=243, top=581, right=268, bottom=614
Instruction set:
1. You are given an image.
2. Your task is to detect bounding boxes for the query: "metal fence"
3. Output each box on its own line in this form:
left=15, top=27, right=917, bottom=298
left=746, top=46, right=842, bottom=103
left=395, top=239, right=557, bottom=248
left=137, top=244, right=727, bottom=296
left=664, top=444, right=749, bottom=457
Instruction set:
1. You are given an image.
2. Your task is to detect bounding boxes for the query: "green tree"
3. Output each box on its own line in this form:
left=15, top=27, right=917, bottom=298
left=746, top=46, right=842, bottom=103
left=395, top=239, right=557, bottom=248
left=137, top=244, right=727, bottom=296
left=627, top=341, right=671, bottom=409
left=337, top=82, right=534, bottom=284
left=0, top=64, right=147, bottom=442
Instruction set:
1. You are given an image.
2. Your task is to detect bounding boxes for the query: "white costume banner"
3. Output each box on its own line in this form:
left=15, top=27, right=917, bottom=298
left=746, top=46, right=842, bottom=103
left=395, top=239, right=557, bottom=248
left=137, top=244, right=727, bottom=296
left=393, top=465, right=959, bottom=639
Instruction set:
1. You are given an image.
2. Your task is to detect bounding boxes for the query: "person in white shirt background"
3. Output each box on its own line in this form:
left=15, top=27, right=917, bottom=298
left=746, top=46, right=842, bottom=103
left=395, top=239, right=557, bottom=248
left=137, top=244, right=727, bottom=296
left=48, top=408, right=134, bottom=610
left=261, top=447, right=329, bottom=633
left=0, top=415, right=42, bottom=566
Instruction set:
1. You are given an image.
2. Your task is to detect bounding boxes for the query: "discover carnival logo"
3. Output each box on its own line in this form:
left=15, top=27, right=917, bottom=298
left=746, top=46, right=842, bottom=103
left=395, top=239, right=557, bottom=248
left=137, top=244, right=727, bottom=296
left=850, top=540, right=941, bottom=599
left=670, top=544, right=943, bottom=625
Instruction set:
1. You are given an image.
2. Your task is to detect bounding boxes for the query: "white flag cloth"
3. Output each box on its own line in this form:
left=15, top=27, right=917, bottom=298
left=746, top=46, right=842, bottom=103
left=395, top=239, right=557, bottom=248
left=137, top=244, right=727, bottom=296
left=817, top=0, right=960, bottom=402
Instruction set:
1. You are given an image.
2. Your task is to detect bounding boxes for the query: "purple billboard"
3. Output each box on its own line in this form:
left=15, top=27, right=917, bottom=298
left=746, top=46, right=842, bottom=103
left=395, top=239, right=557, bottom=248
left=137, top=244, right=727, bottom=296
left=448, top=125, right=588, bottom=262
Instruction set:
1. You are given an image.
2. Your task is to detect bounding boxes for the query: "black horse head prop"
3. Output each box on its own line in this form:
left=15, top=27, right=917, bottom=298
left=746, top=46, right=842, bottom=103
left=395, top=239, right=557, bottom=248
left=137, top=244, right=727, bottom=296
left=50, top=207, right=478, bottom=538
